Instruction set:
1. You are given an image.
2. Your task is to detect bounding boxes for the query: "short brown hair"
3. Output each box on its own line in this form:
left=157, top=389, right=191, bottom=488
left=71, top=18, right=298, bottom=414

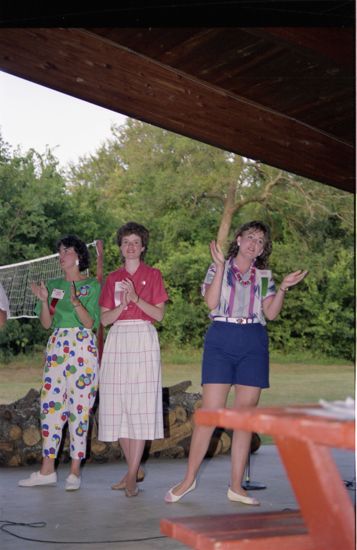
left=116, top=221, right=149, bottom=260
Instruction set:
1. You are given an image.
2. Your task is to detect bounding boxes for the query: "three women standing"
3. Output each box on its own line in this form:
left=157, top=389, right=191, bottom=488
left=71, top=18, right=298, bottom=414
left=19, top=235, right=101, bottom=490
left=98, top=221, right=168, bottom=497
left=17, top=219, right=306, bottom=501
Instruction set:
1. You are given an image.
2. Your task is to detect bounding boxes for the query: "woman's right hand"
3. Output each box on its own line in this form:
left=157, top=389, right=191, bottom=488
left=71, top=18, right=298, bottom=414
left=31, top=281, right=48, bottom=302
left=210, top=240, right=225, bottom=267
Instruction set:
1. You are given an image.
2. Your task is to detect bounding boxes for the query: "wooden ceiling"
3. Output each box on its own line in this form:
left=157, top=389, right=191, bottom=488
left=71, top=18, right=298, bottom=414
left=0, top=23, right=355, bottom=192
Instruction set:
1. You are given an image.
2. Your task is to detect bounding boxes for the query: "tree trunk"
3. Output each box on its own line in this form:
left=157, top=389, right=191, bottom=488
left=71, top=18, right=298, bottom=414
left=216, top=183, right=237, bottom=247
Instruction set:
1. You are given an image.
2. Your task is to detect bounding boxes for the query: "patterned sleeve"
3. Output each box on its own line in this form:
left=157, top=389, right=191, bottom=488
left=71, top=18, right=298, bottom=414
left=262, top=270, right=276, bottom=300
left=201, top=263, right=217, bottom=296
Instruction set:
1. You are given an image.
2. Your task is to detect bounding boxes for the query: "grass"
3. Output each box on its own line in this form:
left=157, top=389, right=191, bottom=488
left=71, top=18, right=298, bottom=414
left=0, top=348, right=354, bottom=407
left=1, top=349, right=354, bottom=445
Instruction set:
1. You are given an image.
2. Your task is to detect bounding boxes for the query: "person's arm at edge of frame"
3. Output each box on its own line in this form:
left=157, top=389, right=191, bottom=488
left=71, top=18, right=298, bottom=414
left=0, top=309, right=7, bottom=328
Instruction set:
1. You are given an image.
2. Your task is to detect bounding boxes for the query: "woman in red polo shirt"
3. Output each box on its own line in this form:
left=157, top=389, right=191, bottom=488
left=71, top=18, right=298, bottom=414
left=98, top=221, right=168, bottom=497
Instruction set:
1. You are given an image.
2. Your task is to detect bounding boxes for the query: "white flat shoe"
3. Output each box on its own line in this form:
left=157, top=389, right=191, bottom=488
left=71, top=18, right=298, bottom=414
left=165, top=479, right=196, bottom=503
left=65, top=474, right=81, bottom=491
left=227, top=487, right=260, bottom=505
left=18, top=471, right=57, bottom=487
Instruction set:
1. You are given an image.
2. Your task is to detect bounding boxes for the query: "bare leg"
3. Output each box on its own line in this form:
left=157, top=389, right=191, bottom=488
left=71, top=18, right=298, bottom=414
left=114, top=438, right=145, bottom=488
left=171, top=383, right=231, bottom=496
left=40, top=456, right=55, bottom=475
left=119, top=437, right=145, bottom=488
left=118, top=437, right=130, bottom=484
left=230, top=384, right=261, bottom=495
left=70, top=458, right=81, bottom=477
left=125, top=439, right=146, bottom=492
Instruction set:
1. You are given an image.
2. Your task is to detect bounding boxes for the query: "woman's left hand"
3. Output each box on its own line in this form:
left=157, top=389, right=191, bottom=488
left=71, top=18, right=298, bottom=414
left=281, top=270, right=308, bottom=291
left=121, top=279, right=139, bottom=304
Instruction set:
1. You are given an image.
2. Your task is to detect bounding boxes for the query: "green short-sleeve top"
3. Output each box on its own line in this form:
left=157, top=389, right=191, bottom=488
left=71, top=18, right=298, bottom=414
left=35, top=277, right=101, bottom=330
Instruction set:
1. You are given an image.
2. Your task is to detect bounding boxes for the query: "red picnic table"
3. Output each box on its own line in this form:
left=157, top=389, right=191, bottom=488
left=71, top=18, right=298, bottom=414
left=161, top=404, right=355, bottom=550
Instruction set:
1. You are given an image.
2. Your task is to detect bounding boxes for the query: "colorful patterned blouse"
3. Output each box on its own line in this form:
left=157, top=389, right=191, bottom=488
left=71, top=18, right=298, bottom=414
left=202, top=259, right=276, bottom=326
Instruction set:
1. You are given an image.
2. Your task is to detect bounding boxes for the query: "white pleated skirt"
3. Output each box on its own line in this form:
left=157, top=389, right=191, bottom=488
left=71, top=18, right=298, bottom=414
left=98, top=320, right=164, bottom=441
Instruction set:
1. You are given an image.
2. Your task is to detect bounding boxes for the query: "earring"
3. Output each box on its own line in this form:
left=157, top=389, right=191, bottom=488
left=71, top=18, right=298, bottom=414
left=75, top=259, right=79, bottom=266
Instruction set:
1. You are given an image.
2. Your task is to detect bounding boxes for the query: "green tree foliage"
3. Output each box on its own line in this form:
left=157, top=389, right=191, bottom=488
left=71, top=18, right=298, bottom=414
left=0, top=138, right=74, bottom=262
left=0, top=137, right=115, bottom=356
left=0, top=124, right=354, bottom=361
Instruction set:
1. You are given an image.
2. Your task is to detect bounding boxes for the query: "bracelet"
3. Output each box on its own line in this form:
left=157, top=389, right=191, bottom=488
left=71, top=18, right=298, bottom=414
left=279, top=287, right=289, bottom=293
left=73, top=302, right=81, bottom=308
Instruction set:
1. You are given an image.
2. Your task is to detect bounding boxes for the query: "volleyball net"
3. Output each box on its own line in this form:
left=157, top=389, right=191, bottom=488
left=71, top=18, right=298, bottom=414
left=0, top=239, right=104, bottom=359
left=0, top=240, right=103, bottom=319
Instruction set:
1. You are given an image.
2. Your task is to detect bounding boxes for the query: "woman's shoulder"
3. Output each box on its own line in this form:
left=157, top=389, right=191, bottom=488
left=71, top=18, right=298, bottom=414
left=140, top=263, right=163, bottom=277
left=105, top=268, right=125, bottom=281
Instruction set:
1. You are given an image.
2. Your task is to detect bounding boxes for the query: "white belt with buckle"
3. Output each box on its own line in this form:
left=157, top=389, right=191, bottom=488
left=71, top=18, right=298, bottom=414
left=213, top=316, right=258, bottom=324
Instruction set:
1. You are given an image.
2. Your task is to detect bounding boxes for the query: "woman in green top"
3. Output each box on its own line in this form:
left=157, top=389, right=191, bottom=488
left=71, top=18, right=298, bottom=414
left=18, top=235, right=101, bottom=491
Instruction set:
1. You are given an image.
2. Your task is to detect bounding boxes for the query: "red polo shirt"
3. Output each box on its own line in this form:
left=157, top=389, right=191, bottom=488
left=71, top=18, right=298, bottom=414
left=99, top=262, right=168, bottom=322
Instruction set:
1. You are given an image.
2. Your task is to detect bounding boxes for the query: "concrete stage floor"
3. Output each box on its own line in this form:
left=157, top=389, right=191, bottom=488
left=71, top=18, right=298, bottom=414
left=0, top=446, right=355, bottom=550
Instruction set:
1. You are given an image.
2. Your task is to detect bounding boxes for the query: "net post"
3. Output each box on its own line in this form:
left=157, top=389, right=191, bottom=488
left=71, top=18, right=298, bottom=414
left=95, top=240, right=104, bottom=363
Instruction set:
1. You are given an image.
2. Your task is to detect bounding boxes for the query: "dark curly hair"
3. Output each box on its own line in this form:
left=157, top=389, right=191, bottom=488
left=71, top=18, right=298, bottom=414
left=56, top=235, right=89, bottom=271
left=116, top=221, right=149, bottom=261
left=226, top=221, right=272, bottom=269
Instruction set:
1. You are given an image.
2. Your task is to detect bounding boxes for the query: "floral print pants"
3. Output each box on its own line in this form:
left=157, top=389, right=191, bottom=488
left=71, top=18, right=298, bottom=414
left=40, top=327, right=98, bottom=460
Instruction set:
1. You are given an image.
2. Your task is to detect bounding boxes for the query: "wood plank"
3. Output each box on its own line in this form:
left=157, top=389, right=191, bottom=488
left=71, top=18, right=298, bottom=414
left=195, top=407, right=355, bottom=450
left=249, top=27, right=355, bottom=69
left=161, top=510, right=314, bottom=550
left=0, top=28, right=353, bottom=191
left=276, top=436, right=355, bottom=550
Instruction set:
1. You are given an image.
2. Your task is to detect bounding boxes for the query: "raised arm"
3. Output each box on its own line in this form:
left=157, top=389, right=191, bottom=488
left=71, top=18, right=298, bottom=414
left=204, top=241, right=225, bottom=310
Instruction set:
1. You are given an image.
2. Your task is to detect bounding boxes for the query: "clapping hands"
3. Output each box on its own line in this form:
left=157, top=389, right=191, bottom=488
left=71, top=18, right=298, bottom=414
left=30, top=281, right=48, bottom=302
left=210, top=241, right=225, bottom=266
left=120, top=278, right=139, bottom=304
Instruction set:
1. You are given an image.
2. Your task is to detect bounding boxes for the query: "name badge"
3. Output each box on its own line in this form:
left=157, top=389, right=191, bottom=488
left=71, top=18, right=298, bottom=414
left=51, top=289, right=65, bottom=300
left=114, top=281, right=126, bottom=306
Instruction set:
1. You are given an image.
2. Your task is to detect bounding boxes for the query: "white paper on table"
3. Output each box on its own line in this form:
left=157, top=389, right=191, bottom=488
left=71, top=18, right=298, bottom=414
left=287, top=397, right=355, bottom=420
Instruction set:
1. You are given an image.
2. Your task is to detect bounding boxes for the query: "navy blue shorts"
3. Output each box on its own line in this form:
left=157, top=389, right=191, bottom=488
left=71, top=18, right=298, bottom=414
left=201, top=321, right=270, bottom=388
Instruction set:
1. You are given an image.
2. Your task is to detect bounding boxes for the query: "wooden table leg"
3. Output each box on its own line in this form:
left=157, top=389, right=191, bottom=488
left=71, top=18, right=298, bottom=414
left=275, top=436, right=355, bottom=550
